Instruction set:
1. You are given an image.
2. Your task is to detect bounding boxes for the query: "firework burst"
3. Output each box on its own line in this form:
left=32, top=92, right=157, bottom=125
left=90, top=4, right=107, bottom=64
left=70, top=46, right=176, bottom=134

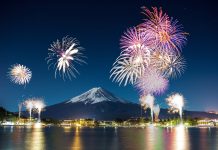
left=110, top=27, right=153, bottom=86
left=110, top=56, right=144, bottom=86
left=9, top=64, right=32, bottom=85
left=135, top=68, right=168, bottom=95
left=150, top=51, right=186, bottom=78
left=46, top=36, right=86, bottom=80
left=120, top=27, right=152, bottom=50
left=140, top=7, right=187, bottom=53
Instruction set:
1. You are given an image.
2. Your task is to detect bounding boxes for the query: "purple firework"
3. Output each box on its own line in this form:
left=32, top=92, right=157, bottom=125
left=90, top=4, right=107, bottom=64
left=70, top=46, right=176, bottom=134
left=120, top=27, right=152, bottom=52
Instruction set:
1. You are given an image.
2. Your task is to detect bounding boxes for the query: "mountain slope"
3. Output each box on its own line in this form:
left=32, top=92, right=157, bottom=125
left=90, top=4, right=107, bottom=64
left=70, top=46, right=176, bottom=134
left=66, top=87, right=129, bottom=104
left=41, top=87, right=218, bottom=120
left=42, top=87, right=142, bottom=120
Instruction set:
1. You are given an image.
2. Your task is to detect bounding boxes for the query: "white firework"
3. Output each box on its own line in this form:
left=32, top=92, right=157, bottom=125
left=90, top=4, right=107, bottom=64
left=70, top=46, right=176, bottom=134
left=46, top=36, right=86, bottom=80
left=110, top=56, right=144, bottom=86
left=153, top=104, right=160, bottom=121
left=151, top=51, right=186, bottom=78
left=24, top=99, right=36, bottom=120
left=9, top=64, right=32, bottom=85
left=166, top=93, right=185, bottom=120
left=140, top=94, right=155, bottom=123
left=140, top=94, right=154, bottom=109
left=110, top=44, right=151, bottom=86
left=34, top=99, right=46, bottom=121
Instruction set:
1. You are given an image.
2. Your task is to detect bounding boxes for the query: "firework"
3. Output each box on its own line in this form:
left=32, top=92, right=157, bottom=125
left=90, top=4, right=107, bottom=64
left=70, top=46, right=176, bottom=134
left=34, top=99, right=46, bottom=122
left=135, top=68, right=168, bottom=95
left=46, top=36, right=86, bottom=80
left=18, top=103, right=23, bottom=119
left=166, top=93, right=185, bottom=121
left=150, top=51, right=186, bottom=78
left=110, top=56, right=145, bottom=86
left=9, top=64, right=32, bottom=85
left=120, top=28, right=152, bottom=67
left=110, top=27, right=153, bottom=86
left=153, top=104, right=160, bottom=122
left=140, top=7, right=187, bottom=53
left=140, top=94, right=155, bottom=123
left=120, top=27, right=152, bottom=51
left=24, top=99, right=35, bottom=121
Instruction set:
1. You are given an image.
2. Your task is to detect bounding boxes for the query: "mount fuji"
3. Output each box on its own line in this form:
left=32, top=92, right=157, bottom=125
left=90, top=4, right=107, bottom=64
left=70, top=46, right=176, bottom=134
left=41, top=87, right=144, bottom=120
left=66, top=87, right=129, bottom=104
left=40, top=87, right=218, bottom=120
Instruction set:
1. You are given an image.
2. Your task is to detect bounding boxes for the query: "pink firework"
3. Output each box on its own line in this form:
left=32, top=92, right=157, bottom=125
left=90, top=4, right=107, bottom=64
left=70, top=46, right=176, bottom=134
left=120, top=27, right=152, bottom=52
left=139, top=7, right=187, bottom=53
left=135, top=68, right=169, bottom=95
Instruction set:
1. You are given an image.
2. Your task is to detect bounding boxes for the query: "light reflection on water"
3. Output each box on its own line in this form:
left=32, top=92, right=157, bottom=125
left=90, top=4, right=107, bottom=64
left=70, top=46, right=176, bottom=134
left=25, top=127, right=45, bottom=150
left=172, top=125, right=189, bottom=150
left=71, top=127, right=82, bottom=150
left=0, top=126, right=217, bottom=150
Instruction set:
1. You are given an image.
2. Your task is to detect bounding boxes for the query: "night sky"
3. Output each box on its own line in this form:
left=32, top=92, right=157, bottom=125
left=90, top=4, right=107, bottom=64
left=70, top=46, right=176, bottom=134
left=0, top=0, right=217, bottom=112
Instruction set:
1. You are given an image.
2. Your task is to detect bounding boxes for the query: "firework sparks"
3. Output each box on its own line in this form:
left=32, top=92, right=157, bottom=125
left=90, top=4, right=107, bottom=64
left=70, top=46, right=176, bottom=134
left=166, top=93, right=185, bottom=121
left=153, top=104, right=160, bottom=122
left=34, top=99, right=46, bottom=122
left=18, top=103, right=23, bottom=119
left=135, top=68, right=168, bottom=95
left=150, top=51, right=186, bottom=78
left=110, top=57, right=143, bottom=86
left=120, top=27, right=152, bottom=50
left=110, top=27, right=153, bottom=86
left=46, top=36, right=86, bottom=80
left=24, top=99, right=35, bottom=121
left=140, top=7, right=187, bottom=53
left=9, top=64, right=32, bottom=85
left=140, top=94, right=155, bottom=123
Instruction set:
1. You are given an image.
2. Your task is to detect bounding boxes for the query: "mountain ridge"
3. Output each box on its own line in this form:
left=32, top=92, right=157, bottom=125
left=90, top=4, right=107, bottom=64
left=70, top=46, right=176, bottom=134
left=38, top=87, right=218, bottom=120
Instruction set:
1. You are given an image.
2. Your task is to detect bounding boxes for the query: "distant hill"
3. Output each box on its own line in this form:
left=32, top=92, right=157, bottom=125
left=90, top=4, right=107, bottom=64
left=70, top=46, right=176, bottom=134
left=0, top=106, right=17, bottom=121
left=40, top=87, right=218, bottom=120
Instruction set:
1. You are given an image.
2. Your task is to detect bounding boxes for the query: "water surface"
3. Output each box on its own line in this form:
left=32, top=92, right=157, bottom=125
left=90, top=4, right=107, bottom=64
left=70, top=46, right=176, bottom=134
left=0, top=126, right=217, bottom=150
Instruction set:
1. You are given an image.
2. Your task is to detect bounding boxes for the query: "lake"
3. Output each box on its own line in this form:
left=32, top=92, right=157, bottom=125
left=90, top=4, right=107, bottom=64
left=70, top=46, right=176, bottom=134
left=0, top=126, right=217, bottom=150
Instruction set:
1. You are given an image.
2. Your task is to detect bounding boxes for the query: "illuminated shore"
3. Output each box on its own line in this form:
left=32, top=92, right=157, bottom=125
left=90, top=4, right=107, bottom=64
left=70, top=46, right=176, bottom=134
left=1, top=118, right=217, bottom=128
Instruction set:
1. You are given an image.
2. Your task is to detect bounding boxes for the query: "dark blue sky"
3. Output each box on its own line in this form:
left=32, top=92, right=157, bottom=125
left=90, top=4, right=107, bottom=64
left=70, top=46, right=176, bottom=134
left=0, top=0, right=217, bottom=112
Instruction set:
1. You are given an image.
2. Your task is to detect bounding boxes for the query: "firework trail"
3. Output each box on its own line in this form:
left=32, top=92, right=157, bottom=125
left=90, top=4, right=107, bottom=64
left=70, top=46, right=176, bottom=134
left=18, top=104, right=22, bottom=119
left=166, top=93, right=185, bottom=122
left=135, top=68, right=168, bottom=95
left=140, top=94, right=155, bottom=123
left=34, top=99, right=46, bottom=122
left=153, top=104, right=160, bottom=122
left=46, top=36, right=86, bottom=80
left=24, top=99, right=35, bottom=121
left=9, top=64, right=32, bottom=85
left=140, top=7, right=187, bottom=53
left=18, top=103, right=23, bottom=119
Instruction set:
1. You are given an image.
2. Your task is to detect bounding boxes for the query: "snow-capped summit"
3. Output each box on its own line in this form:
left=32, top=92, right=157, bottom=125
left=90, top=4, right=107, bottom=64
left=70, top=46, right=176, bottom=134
left=66, top=87, right=129, bottom=104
